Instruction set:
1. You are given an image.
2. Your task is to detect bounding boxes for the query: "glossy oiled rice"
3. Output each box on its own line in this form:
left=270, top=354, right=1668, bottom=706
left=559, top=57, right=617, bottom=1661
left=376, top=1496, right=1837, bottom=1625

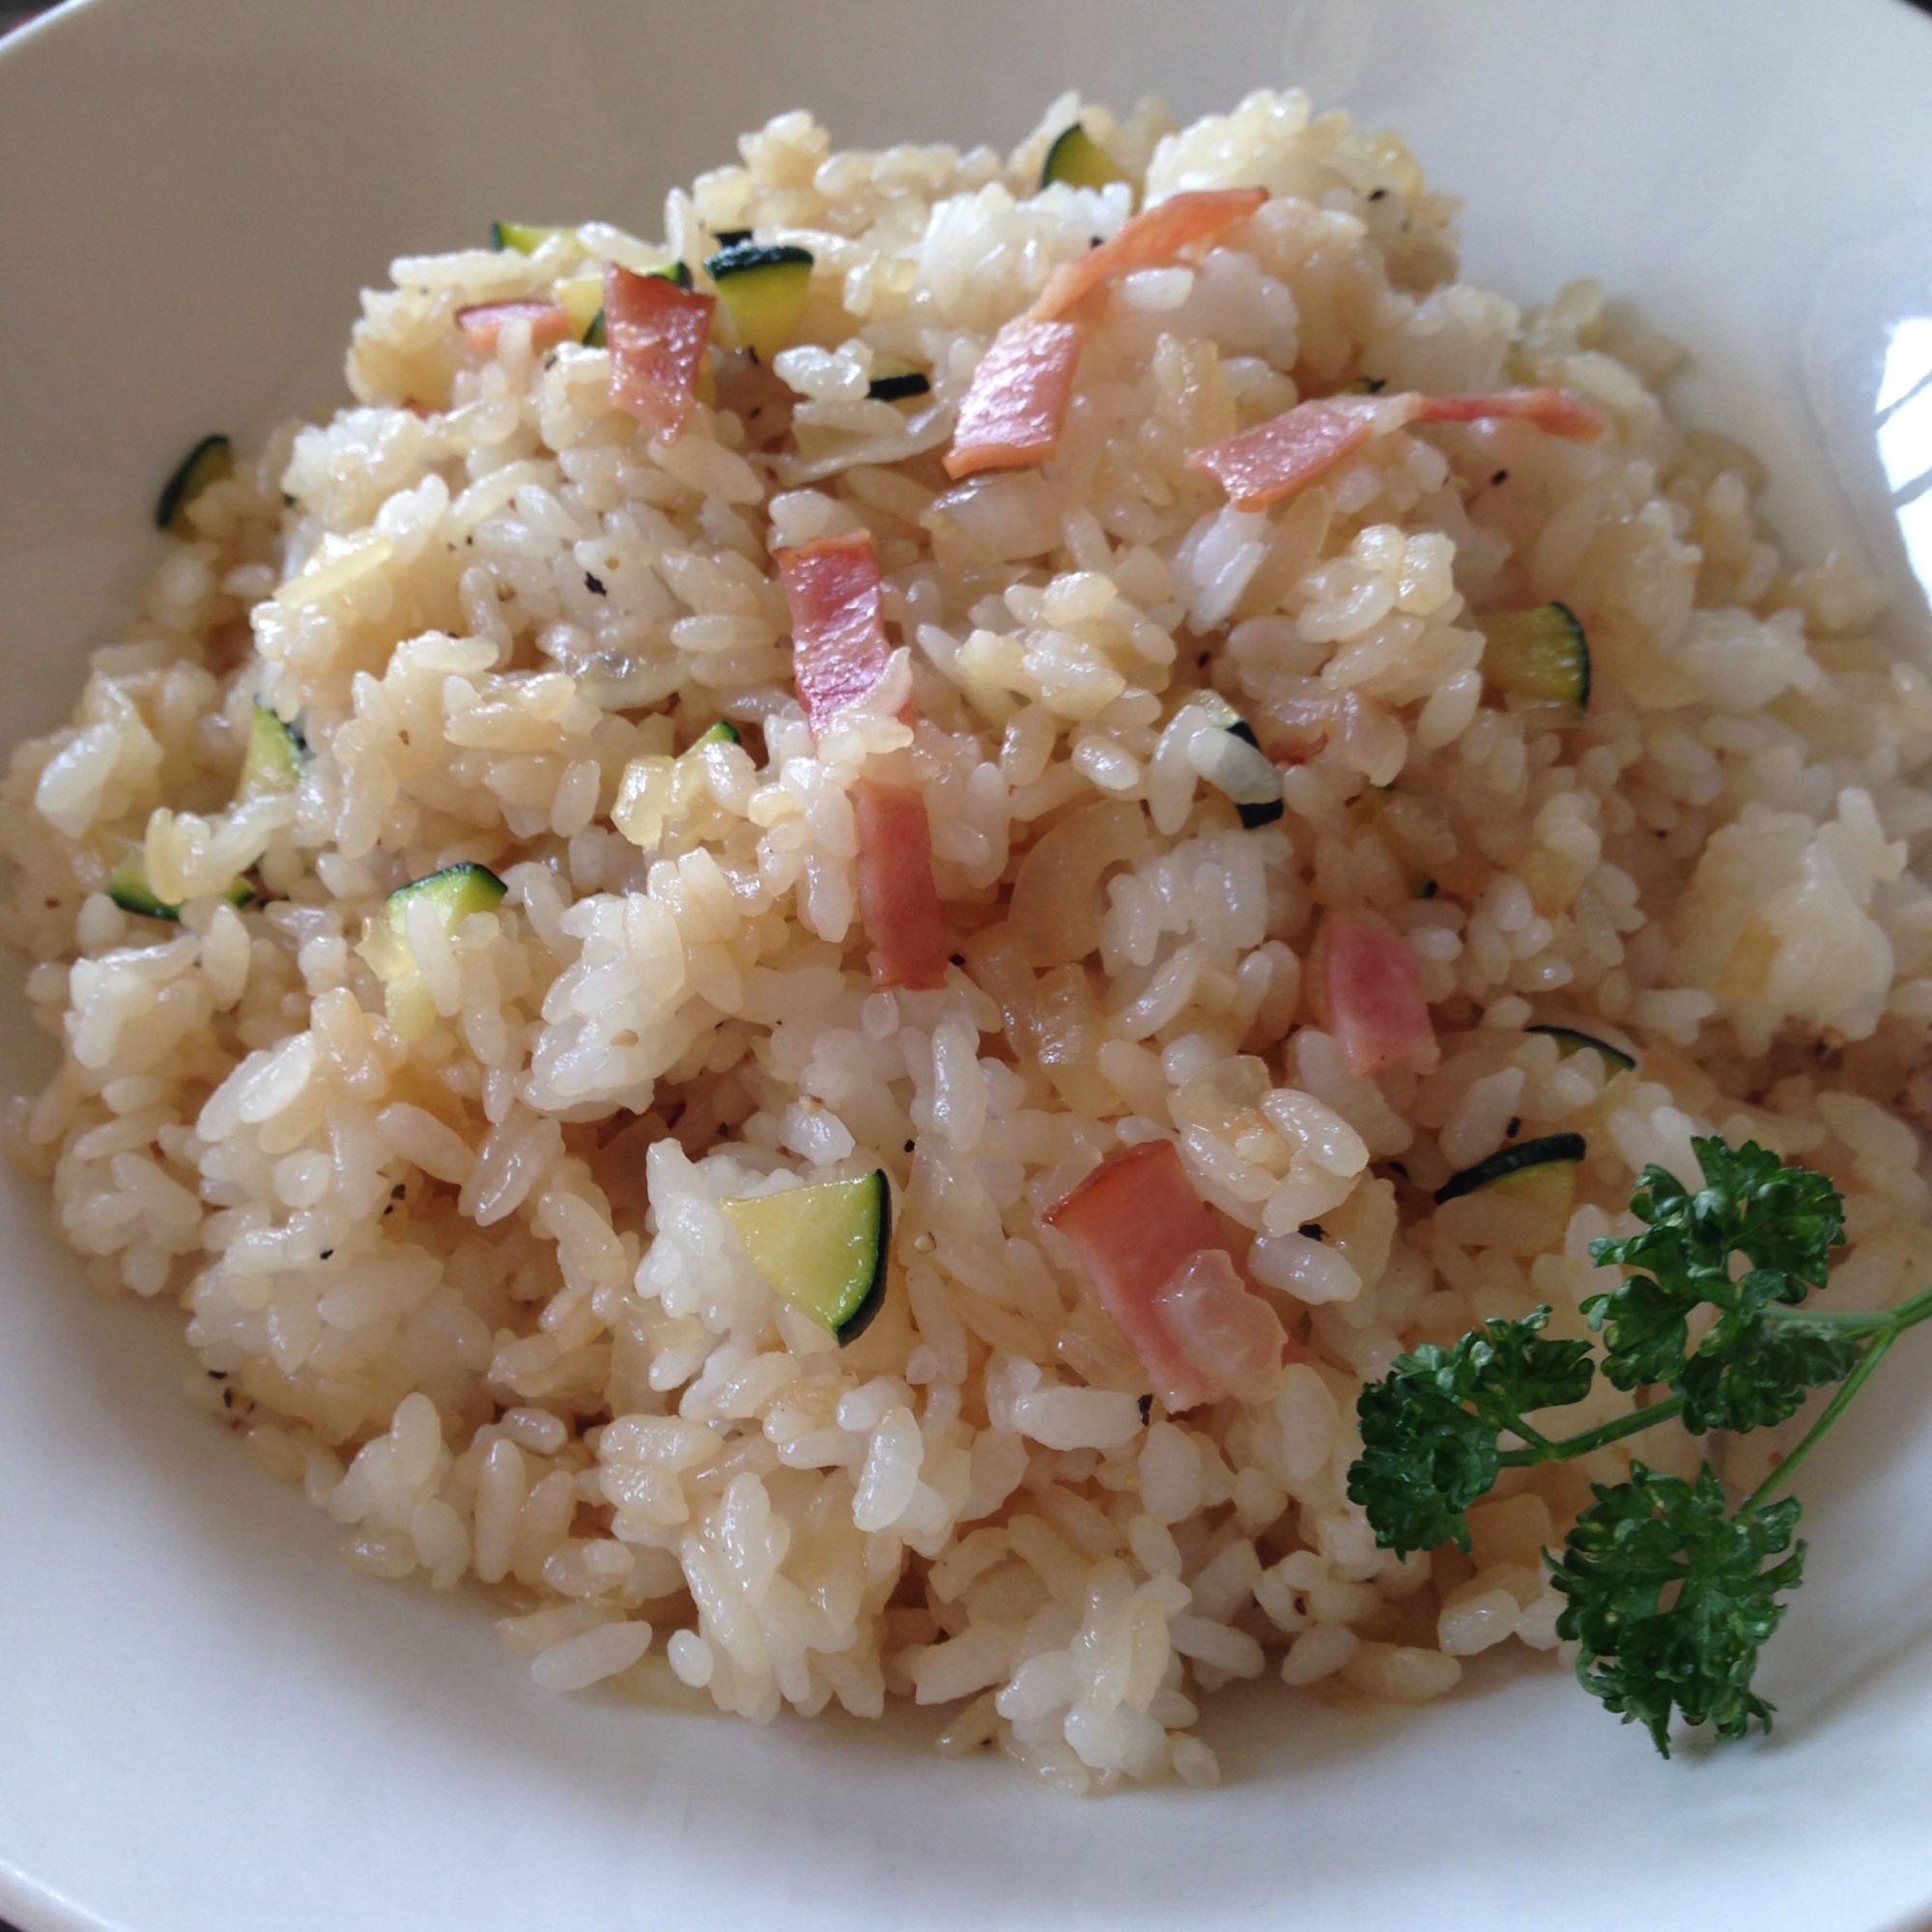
left=7, top=87, right=1932, bottom=1795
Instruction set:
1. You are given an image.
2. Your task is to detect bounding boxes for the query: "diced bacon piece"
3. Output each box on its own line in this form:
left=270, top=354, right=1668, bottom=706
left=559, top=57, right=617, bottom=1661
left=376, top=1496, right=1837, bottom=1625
left=941, top=190, right=1269, bottom=481
left=1154, top=1249, right=1288, bottom=1407
left=776, top=529, right=891, bottom=733
left=852, top=781, right=948, bottom=991
left=942, top=319, right=1084, bottom=480
left=1317, top=912, right=1440, bottom=1079
left=1047, top=1139, right=1283, bottom=1412
left=1031, top=186, right=1269, bottom=323
left=1184, top=397, right=1380, bottom=510
left=1187, top=384, right=1604, bottom=510
left=1410, top=386, right=1605, bottom=440
left=455, top=300, right=574, bottom=354
left=604, top=263, right=716, bottom=442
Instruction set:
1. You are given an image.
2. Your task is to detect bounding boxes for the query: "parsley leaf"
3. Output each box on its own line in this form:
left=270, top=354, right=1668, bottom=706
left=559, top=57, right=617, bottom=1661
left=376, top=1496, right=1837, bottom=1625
left=1548, top=1460, right=1804, bottom=1755
left=1585, top=1136, right=1850, bottom=1433
left=1350, top=1308, right=1595, bottom=1556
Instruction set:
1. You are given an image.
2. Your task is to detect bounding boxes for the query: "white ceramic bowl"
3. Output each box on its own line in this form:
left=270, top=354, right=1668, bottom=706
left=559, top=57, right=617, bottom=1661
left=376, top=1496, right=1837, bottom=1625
left=5, top=3, right=1932, bottom=1928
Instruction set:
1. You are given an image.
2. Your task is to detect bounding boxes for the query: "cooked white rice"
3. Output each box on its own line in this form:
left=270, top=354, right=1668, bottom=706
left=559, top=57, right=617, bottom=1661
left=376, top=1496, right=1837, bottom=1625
left=7, top=87, right=1932, bottom=1795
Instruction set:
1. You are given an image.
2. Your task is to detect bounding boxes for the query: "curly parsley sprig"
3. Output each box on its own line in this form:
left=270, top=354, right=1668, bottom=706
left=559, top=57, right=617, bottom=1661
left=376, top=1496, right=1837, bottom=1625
left=1584, top=1137, right=1858, bottom=1433
left=1548, top=1463, right=1804, bottom=1753
left=1347, top=1135, right=1932, bottom=1756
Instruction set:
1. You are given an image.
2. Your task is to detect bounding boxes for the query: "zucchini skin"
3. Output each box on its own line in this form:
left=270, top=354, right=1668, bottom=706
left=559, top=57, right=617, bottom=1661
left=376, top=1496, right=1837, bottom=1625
left=835, top=1168, right=892, bottom=1346
left=1483, top=601, right=1591, bottom=710
left=1225, top=718, right=1285, bottom=828
left=107, top=864, right=253, bottom=920
left=386, top=863, right=508, bottom=928
left=236, top=701, right=306, bottom=802
left=492, top=221, right=569, bottom=253
left=156, top=434, right=233, bottom=532
left=106, top=867, right=176, bottom=920
left=1039, top=123, right=1128, bottom=193
left=703, top=241, right=813, bottom=280
left=702, top=242, right=814, bottom=363
left=1526, top=1023, right=1635, bottom=1073
left=721, top=1167, right=892, bottom=1345
left=1435, top=1131, right=1587, bottom=1206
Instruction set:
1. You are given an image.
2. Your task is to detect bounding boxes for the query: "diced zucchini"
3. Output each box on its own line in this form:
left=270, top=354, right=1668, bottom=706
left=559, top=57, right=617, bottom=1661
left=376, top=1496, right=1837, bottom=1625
left=155, top=434, right=233, bottom=533
left=1040, top=123, right=1129, bottom=193
left=106, top=862, right=176, bottom=920
left=703, top=242, right=813, bottom=363
left=721, top=1169, right=891, bottom=1344
left=867, top=360, right=931, bottom=403
left=107, top=859, right=252, bottom=921
left=612, top=756, right=680, bottom=849
left=1183, top=693, right=1284, bottom=828
left=1435, top=1131, right=1587, bottom=1210
left=385, top=863, right=507, bottom=938
left=361, top=864, right=508, bottom=1035
left=555, top=273, right=604, bottom=342
left=235, top=702, right=306, bottom=803
left=492, top=222, right=569, bottom=253
left=1483, top=601, right=1590, bottom=709
left=614, top=724, right=738, bottom=848
left=1526, top=1023, right=1636, bottom=1074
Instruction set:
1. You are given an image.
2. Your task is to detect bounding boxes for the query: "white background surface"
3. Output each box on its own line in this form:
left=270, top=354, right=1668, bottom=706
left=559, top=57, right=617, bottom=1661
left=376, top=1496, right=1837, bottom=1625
left=4, top=3, right=1932, bottom=1929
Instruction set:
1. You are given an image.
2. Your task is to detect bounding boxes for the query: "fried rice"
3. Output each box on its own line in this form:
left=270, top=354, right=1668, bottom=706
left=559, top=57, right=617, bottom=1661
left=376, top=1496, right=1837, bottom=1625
left=6, top=87, right=1931, bottom=1794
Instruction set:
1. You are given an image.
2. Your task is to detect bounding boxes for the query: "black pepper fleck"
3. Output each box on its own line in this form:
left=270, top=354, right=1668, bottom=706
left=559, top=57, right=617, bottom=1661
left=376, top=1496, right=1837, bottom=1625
left=904, top=1139, right=916, bottom=1153
left=1491, top=469, right=1509, bottom=487
left=319, top=1248, right=334, bottom=1261
left=1387, top=1161, right=1409, bottom=1179
left=1138, top=1394, right=1153, bottom=1425
left=1299, top=1222, right=1325, bottom=1241
left=392, top=1184, right=407, bottom=1200
left=221, top=1387, right=234, bottom=1408
left=209, top=1369, right=228, bottom=1380
left=1368, top=187, right=1388, bottom=202
left=949, top=952, right=965, bottom=967
left=1505, top=1117, right=1521, bottom=1140
left=584, top=572, right=607, bottom=596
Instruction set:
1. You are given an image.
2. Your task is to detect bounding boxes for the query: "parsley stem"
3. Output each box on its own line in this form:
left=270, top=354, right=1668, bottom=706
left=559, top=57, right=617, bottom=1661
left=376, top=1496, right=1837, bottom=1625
left=1503, top=1417, right=1557, bottom=1453
left=1741, top=1325, right=1899, bottom=1515
left=1495, top=1392, right=1688, bottom=1466
left=1761, top=1281, right=1932, bottom=1337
